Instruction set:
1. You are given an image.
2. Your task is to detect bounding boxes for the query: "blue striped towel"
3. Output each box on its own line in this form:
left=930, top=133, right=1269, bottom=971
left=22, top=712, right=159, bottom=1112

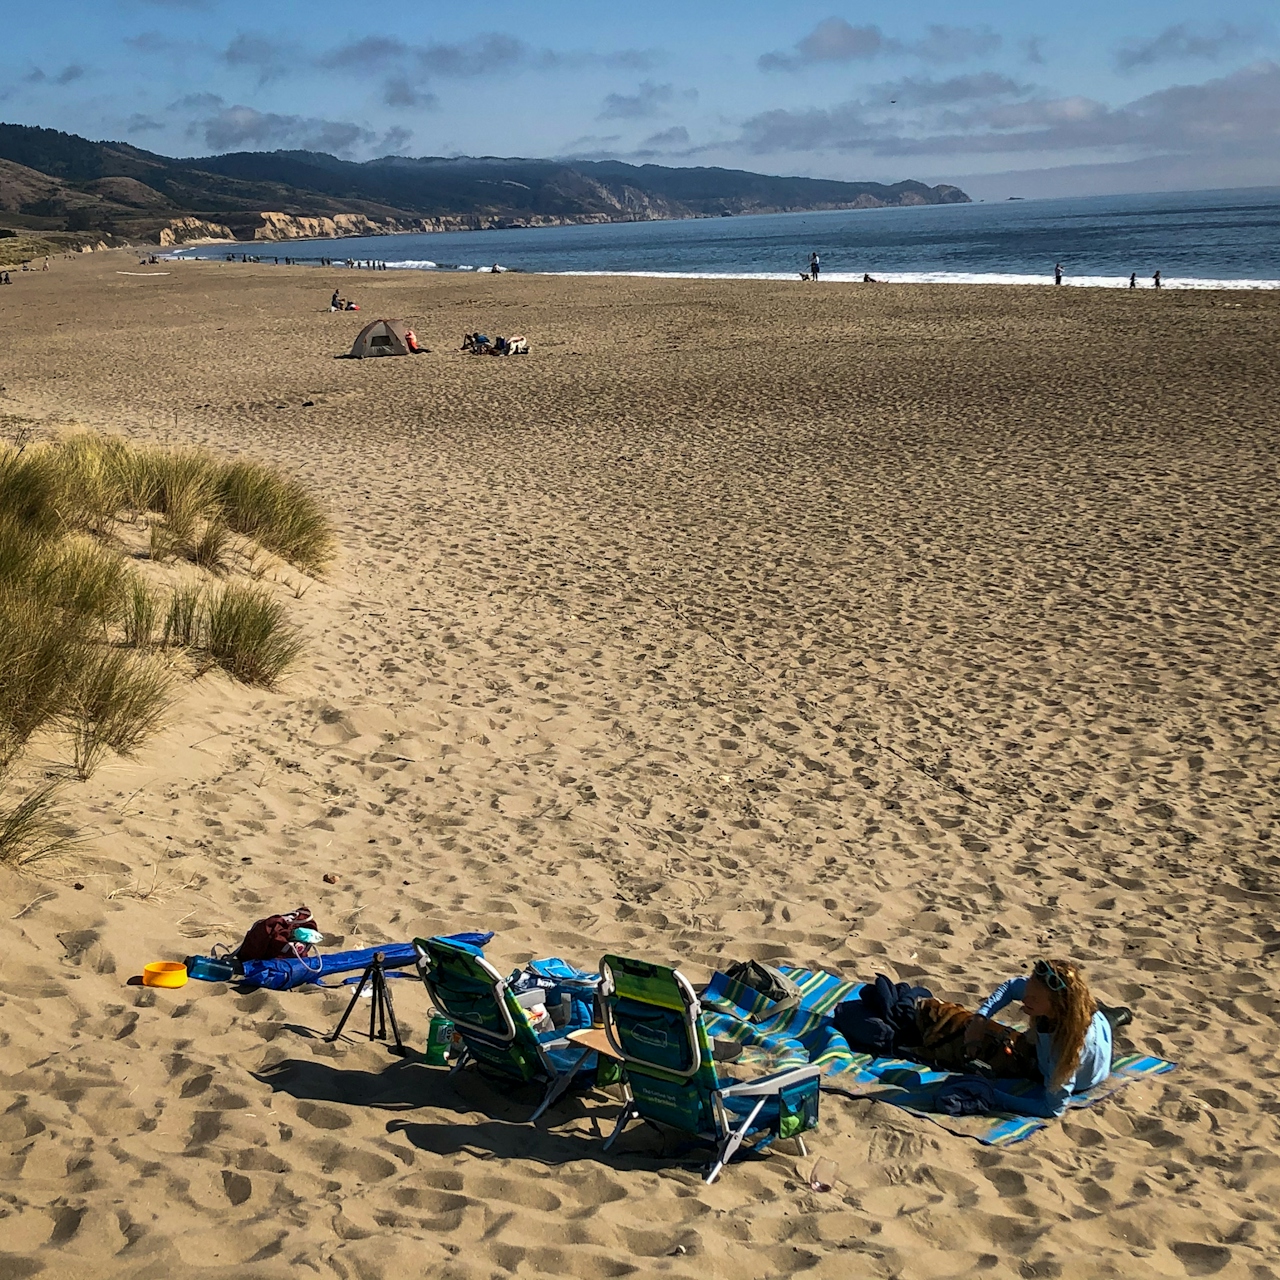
left=701, top=966, right=1176, bottom=1146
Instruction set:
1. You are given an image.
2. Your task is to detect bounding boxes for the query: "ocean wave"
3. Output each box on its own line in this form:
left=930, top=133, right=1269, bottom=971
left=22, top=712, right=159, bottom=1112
left=551, top=269, right=1280, bottom=290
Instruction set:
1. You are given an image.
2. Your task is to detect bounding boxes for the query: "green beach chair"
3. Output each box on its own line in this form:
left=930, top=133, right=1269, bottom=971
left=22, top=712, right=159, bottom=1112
left=598, top=954, right=823, bottom=1183
left=413, top=937, right=593, bottom=1120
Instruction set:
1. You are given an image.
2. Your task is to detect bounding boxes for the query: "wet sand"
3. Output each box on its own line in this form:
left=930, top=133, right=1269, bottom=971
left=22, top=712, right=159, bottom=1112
left=1, top=251, right=1278, bottom=1279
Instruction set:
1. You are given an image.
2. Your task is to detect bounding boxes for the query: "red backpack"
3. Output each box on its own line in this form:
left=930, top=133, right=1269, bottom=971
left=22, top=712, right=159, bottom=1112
left=234, top=907, right=319, bottom=961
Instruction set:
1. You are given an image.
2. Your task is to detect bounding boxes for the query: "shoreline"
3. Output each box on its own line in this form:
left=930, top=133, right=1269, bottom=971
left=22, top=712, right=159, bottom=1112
left=166, top=253, right=1280, bottom=290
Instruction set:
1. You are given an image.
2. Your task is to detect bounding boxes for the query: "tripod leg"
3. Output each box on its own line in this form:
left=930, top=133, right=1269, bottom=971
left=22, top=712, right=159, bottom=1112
left=327, top=962, right=375, bottom=1043
left=382, top=973, right=405, bottom=1053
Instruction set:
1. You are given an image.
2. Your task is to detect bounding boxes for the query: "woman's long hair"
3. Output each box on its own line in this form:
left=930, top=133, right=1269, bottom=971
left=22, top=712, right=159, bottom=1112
left=1038, top=959, right=1097, bottom=1092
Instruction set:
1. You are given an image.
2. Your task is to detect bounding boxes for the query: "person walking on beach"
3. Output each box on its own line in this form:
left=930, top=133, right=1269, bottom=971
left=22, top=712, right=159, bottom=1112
left=809, top=251, right=820, bottom=281
left=1129, top=272, right=1137, bottom=289
left=1054, top=262, right=1063, bottom=285
left=1153, top=269, right=1162, bottom=289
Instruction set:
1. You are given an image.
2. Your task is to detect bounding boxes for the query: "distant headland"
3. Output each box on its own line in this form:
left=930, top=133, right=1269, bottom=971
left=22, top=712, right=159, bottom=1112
left=0, top=121, right=969, bottom=252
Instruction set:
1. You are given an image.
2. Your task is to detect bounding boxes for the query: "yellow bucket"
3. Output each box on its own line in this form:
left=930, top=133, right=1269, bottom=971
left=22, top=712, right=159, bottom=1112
left=142, top=961, right=188, bottom=988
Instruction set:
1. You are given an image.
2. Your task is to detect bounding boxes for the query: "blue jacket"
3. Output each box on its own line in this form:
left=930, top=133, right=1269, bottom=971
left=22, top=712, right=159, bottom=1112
left=977, top=976, right=1113, bottom=1118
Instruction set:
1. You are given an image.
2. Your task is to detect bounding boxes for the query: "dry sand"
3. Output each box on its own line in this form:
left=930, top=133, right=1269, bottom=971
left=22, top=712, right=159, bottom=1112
left=1, top=251, right=1278, bottom=1279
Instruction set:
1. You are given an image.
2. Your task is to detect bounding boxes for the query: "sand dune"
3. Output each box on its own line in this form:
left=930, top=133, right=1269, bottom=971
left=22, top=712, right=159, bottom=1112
left=0, top=252, right=1278, bottom=1278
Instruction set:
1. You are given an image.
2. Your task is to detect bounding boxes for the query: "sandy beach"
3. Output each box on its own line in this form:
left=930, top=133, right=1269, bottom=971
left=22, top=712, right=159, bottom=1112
left=1, top=250, right=1278, bottom=1279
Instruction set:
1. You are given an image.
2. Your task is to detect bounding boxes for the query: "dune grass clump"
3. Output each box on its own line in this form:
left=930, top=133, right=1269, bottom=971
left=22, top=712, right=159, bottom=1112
left=203, top=584, right=303, bottom=687
left=215, top=460, right=333, bottom=574
left=63, top=649, right=174, bottom=781
left=162, top=583, right=204, bottom=648
left=0, top=782, right=67, bottom=868
left=120, top=577, right=159, bottom=649
left=0, top=431, right=328, bottom=863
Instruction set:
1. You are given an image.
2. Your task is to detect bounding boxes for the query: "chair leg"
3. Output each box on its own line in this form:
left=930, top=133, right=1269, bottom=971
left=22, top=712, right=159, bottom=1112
left=794, top=1134, right=808, bottom=1158
left=529, top=1049, right=588, bottom=1121
left=530, top=1049, right=591, bottom=1122
left=602, top=1101, right=639, bottom=1152
left=706, top=1097, right=767, bottom=1184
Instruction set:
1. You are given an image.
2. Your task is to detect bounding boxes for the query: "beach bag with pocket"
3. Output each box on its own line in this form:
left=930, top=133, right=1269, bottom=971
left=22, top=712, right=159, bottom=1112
left=721, top=960, right=803, bottom=1023
left=234, top=907, right=319, bottom=961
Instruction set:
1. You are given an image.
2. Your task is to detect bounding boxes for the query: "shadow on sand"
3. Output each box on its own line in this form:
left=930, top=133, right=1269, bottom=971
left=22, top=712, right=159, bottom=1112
left=255, top=1055, right=709, bottom=1172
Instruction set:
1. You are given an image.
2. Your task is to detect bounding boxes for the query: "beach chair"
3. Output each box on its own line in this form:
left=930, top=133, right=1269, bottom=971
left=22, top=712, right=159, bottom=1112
left=598, top=954, right=823, bottom=1183
left=413, top=937, right=594, bottom=1120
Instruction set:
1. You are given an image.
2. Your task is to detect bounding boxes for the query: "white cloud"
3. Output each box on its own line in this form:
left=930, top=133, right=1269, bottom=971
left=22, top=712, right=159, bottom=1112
left=739, top=60, right=1280, bottom=164
left=599, top=81, right=676, bottom=120
left=194, top=104, right=391, bottom=156
left=760, top=19, right=1001, bottom=71
left=1116, top=22, right=1259, bottom=71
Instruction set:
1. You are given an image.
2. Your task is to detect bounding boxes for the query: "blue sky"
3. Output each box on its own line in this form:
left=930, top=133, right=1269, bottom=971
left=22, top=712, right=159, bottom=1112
left=4, top=1, right=1278, bottom=197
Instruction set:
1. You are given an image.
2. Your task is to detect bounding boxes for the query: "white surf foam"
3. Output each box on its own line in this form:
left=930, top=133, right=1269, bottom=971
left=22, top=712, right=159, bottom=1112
left=549, top=269, right=1280, bottom=290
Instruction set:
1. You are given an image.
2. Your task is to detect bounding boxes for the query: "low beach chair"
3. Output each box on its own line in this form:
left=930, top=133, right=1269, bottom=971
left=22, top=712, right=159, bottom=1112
left=598, top=954, right=823, bottom=1183
left=413, top=936, right=594, bottom=1120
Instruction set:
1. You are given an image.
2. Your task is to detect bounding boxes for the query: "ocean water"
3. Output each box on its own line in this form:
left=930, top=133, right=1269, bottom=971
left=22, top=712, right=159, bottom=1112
left=174, top=186, right=1280, bottom=288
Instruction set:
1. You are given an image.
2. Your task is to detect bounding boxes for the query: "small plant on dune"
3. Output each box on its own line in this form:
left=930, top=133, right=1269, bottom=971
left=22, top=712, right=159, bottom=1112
left=61, top=649, right=174, bottom=781
left=203, top=583, right=303, bottom=687
left=120, top=576, right=159, bottom=648
left=216, top=460, right=333, bottom=574
left=162, top=583, right=204, bottom=648
left=191, top=518, right=232, bottom=573
left=0, top=779, right=68, bottom=867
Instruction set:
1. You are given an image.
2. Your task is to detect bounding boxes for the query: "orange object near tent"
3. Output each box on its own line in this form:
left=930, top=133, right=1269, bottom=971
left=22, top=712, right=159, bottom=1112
left=348, top=318, right=421, bottom=358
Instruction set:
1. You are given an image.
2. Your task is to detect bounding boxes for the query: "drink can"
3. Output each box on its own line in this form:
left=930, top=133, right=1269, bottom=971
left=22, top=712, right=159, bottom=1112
left=425, top=1011, right=455, bottom=1065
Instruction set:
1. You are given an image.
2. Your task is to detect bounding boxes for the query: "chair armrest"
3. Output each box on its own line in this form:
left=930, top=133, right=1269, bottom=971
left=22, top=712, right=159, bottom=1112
left=718, top=1064, right=824, bottom=1097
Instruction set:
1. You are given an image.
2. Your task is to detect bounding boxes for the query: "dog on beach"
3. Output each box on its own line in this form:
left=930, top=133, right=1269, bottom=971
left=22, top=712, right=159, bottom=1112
left=913, top=998, right=1038, bottom=1078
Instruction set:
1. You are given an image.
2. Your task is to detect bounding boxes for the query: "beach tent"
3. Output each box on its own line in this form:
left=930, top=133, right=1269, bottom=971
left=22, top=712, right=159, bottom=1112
left=348, top=318, right=415, bottom=358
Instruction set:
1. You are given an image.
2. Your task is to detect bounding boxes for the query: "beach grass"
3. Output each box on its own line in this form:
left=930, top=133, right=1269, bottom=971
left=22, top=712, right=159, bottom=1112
left=63, top=649, right=174, bottom=781
left=0, top=781, right=67, bottom=867
left=203, top=583, right=303, bottom=687
left=0, top=431, right=329, bottom=861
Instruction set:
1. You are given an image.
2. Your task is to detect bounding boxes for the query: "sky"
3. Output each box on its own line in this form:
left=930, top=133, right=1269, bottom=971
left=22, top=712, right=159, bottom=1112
left=3, top=1, right=1279, bottom=198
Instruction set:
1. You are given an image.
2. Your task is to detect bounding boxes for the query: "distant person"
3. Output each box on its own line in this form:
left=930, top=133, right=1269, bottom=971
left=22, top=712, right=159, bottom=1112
left=331, top=289, right=341, bottom=311
left=1129, top=272, right=1137, bottom=289
left=1054, top=262, right=1063, bottom=285
left=809, top=251, right=820, bottom=280
left=1153, top=269, right=1162, bottom=290
left=863, top=273, right=877, bottom=283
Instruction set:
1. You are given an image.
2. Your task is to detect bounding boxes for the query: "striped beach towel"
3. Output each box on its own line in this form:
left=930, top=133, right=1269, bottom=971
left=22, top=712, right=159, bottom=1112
left=701, top=966, right=1176, bottom=1146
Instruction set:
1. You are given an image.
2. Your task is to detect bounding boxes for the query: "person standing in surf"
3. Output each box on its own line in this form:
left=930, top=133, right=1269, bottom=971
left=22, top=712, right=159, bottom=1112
left=1054, top=262, right=1063, bottom=285
left=1153, top=269, right=1162, bottom=289
left=810, top=251, right=820, bottom=281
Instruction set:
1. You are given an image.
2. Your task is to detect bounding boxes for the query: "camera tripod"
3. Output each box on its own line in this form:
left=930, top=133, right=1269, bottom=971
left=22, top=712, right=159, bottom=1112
left=325, top=951, right=406, bottom=1055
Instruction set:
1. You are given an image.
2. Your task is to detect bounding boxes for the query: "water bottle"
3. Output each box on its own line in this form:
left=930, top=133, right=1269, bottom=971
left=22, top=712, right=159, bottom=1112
left=425, top=1011, right=455, bottom=1065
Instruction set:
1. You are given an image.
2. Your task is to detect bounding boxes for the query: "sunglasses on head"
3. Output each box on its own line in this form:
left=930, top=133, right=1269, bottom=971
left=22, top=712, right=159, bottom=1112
left=1032, top=959, right=1067, bottom=992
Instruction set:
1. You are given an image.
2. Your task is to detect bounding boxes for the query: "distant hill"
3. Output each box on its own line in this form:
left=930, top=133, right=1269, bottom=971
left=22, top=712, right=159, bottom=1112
left=0, top=122, right=969, bottom=246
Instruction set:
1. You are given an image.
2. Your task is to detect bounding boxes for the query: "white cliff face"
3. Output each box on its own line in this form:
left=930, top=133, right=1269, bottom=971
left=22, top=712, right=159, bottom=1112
left=158, top=217, right=235, bottom=246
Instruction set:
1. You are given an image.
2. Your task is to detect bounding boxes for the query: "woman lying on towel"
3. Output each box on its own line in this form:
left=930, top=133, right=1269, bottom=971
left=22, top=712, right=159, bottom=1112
left=973, top=958, right=1113, bottom=1118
